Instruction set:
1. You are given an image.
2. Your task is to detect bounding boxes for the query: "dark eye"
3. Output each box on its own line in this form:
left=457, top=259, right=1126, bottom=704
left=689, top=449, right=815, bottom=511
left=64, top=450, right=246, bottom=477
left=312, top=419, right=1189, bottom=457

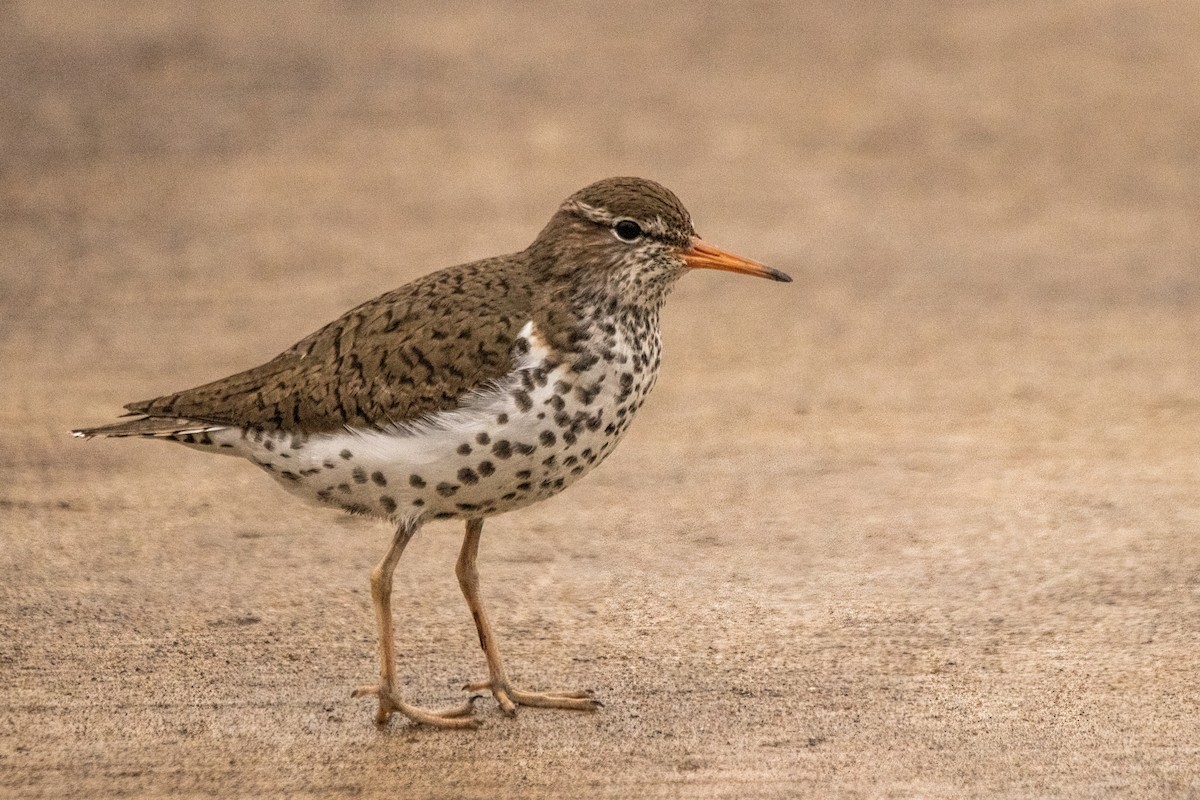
left=613, top=219, right=643, bottom=242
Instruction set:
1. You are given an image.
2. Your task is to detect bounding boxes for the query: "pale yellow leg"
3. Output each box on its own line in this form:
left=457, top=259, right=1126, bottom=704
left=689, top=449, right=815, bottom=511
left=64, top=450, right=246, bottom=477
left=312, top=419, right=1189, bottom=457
left=353, top=518, right=479, bottom=728
left=456, top=517, right=601, bottom=714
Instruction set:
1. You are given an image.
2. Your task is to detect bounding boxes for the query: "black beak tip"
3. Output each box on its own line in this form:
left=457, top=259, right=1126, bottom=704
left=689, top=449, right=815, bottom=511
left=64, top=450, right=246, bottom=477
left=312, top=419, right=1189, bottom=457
left=770, top=268, right=793, bottom=283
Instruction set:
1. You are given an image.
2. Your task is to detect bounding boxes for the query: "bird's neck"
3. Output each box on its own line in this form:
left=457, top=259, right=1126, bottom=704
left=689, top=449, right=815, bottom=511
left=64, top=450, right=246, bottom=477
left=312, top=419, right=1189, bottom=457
left=527, top=277, right=668, bottom=366
left=565, top=287, right=666, bottom=380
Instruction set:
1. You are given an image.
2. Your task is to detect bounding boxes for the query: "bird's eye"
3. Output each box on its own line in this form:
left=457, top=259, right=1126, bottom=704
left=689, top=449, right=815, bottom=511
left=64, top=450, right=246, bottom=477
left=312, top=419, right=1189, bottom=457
left=613, top=219, right=643, bottom=242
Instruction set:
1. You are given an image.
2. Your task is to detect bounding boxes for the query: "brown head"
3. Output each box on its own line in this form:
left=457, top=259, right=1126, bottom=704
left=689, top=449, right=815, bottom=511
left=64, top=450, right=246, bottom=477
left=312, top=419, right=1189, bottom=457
left=526, top=177, right=790, bottom=303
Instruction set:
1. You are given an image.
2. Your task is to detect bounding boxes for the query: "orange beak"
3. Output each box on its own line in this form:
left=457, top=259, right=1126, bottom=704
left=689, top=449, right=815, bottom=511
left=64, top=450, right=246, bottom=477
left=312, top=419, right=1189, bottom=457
left=681, top=238, right=791, bottom=282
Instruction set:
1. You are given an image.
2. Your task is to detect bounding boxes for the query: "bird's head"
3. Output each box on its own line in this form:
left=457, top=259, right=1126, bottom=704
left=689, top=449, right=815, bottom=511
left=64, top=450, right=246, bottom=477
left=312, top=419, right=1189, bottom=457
left=528, top=177, right=790, bottom=306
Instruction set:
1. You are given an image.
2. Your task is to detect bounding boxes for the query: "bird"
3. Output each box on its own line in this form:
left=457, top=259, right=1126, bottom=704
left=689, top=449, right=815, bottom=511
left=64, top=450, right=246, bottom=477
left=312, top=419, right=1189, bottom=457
left=73, top=176, right=791, bottom=729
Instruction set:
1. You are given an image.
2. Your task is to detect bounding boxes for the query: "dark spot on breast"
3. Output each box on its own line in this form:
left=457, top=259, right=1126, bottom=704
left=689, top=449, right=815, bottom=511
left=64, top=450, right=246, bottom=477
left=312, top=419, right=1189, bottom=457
left=549, top=395, right=566, bottom=412
left=562, top=431, right=577, bottom=446
left=457, top=442, right=472, bottom=456
left=279, top=452, right=290, bottom=459
left=338, top=483, right=352, bottom=493
left=379, top=496, right=397, bottom=514
left=514, top=442, right=536, bottom=455
left=340, top=449, right=353, bottom=460
left=342, top=503, right=372, bottom=516
left=412, top=498, right=425, bottom=507
left=575, top=384, right=601, bottom=405
left=436, top=483, right=459, bottom=497
left=352, top=467, right=368, bottom=484
left=542, top=454, right=557, bottom=467
left=492, top=440, right=512, bottom=459
left=478, top=461, right=495, bottom=477
left=219, top=443, right=235, bottom=449
left=409, top=474, right=426, bottom=489
left=458, top=467, right=480, bottom=485
left=300, top=467, right=321, bottom=476
left=496, top=413, right=509, bottom=425
left=516, top=482, right=532, bottom=491
left=539, top=430, right=556, bottom=446
left=371, top=471, right=387, bottom=487
left=456, top=502, right=479, bottom=512
left=263, top=440, right=275, bottom=451
left=432, top=511, right=455, bottom=520
left=563, top=455, right=579, bottom=467
left=323, top=461, right=336, bottom=470
left=512, top=390, right=533, bottom=412
left=317, top=488, right=333, bottom=502
left=476, top=432, right=491, bottom=445
left=502, top=492, right=518, bottom=501
left=572, top=353, right=600, bottom=373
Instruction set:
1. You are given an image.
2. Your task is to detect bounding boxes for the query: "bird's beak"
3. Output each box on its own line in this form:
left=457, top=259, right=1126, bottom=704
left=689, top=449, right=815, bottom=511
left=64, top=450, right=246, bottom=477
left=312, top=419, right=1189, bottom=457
left=681, top=238, right=792, bottom=282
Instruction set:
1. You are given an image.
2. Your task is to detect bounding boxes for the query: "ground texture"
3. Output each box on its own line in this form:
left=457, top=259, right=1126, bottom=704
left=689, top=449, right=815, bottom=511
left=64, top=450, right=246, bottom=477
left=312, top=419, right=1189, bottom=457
left=2, top=2, right=1198, bottom=797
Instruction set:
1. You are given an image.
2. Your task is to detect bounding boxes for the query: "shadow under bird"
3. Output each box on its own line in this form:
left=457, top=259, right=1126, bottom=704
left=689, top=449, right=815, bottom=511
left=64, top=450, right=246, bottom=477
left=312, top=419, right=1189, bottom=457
left=74, top=176, right=791, bottom=728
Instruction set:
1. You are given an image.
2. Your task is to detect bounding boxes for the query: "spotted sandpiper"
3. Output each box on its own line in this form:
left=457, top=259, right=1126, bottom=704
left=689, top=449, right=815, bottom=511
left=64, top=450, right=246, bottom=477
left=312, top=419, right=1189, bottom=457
left=74, top=177, right=791, bottom=728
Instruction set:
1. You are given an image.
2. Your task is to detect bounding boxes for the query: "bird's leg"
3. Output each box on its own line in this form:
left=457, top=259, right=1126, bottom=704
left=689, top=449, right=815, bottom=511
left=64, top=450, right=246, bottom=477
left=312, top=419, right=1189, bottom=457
left=352, top=517, right=479, bottom=728
left=456, top=517, right=601, bottom=714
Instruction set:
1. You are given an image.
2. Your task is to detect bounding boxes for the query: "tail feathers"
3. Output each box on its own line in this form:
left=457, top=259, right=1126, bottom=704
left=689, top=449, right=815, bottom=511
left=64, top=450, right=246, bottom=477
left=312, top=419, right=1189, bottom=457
left=71, top=416, right=228, bottom=439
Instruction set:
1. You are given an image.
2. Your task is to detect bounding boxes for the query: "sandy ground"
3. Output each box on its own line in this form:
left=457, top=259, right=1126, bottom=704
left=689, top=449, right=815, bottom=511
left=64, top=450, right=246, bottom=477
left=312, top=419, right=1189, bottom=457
left=2, top=1, right=1199, bottom=797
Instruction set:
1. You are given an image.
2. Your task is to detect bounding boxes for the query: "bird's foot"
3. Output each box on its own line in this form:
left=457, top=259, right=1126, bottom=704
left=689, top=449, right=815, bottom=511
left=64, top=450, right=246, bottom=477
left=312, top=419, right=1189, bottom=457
left=352, top=684, right=481, bottom=729
left=464, top=679, right=602, bottom=715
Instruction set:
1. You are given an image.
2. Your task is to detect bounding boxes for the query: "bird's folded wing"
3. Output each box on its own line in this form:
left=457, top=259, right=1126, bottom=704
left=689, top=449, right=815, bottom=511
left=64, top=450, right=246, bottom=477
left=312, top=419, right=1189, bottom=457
left=124, top=258, right=535, bottom=434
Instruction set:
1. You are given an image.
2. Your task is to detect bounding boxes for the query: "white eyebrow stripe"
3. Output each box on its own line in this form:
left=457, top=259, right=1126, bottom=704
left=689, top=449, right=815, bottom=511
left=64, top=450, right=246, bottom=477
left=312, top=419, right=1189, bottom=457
left=565, top=200, right=614, bottom=226
left=566, top=201, right=679, bottom=242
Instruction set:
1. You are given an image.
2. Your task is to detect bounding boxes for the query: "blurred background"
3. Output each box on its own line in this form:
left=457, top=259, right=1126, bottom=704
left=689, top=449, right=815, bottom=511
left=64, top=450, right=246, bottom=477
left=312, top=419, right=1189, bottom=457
left=2, top=2, right=1198, bottom=797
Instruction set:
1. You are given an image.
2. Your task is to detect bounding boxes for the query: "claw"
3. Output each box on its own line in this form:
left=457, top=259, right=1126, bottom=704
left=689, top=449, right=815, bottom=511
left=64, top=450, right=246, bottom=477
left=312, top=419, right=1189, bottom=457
left=441, top=695, right=482, bottom=718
